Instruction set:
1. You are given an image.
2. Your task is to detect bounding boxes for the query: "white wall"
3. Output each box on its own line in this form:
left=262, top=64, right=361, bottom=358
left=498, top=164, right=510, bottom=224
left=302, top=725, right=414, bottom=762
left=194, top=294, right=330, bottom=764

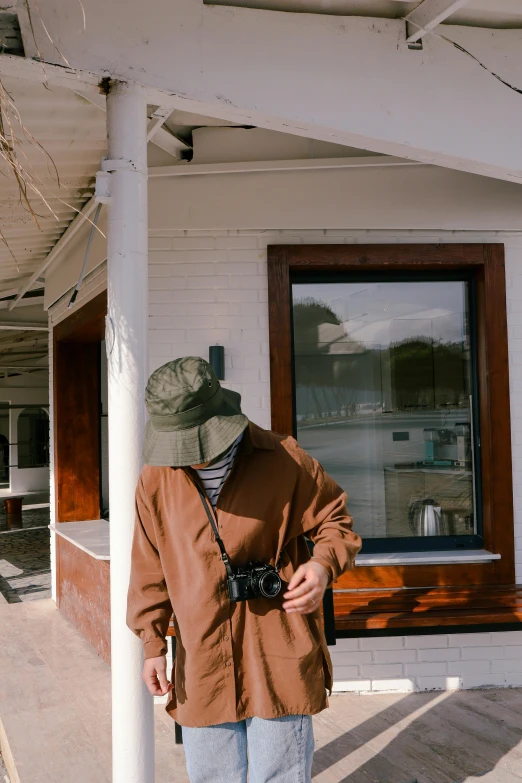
left=0, top=382, right=50, bottom=497
left=44, top=154, right=522, bottom=690
left=145, top=226, right=522, bottom=693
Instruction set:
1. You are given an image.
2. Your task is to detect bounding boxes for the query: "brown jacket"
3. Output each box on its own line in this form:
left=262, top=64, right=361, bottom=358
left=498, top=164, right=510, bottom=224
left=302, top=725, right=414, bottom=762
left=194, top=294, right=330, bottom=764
left=126, top=422, right=361, bottom=727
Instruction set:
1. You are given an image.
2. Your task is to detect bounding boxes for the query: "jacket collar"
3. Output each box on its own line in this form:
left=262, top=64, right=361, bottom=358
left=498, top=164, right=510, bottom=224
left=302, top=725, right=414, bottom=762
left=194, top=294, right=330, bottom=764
left=239, top=421, right=275, bottom=457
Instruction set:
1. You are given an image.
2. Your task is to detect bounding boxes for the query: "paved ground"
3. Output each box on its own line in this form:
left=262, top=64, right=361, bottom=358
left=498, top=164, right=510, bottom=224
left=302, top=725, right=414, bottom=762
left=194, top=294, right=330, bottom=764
left=0, top=506, right=50, bottom=533
left=0, top=527, right=51, bottom=603
left=2, top=599, right=522, bottom=783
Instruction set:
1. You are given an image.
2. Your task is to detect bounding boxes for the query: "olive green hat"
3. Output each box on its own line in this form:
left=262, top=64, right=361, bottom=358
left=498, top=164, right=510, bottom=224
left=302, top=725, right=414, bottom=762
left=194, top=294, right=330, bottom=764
left=143, top=356, right=248, bottom=467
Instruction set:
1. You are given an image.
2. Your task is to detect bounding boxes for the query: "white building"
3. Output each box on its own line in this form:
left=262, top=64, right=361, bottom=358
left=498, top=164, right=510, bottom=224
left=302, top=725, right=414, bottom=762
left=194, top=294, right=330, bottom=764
left=2, top=1, right=522, bottom=780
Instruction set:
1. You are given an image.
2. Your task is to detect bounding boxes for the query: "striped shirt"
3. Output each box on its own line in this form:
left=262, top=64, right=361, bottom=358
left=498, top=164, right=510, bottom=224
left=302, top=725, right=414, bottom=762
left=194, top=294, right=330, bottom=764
left=196, top=432, right=243, bottom=508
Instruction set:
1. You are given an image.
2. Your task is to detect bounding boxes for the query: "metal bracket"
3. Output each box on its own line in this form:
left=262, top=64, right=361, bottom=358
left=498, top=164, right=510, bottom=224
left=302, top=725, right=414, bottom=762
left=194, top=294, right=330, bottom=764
left=95, top=170, right=111, bottom=204
left=406, top=21, right=424, bottom=50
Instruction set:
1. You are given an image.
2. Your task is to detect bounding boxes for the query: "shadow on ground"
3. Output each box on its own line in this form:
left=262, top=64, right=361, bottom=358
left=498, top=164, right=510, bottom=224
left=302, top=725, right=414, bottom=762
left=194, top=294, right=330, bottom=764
left=312, top=687, right=522, bottom=782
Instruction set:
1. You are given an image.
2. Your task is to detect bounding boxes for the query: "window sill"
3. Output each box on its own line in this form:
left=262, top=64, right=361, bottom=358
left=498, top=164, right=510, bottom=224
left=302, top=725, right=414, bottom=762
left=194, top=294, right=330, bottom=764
left=355, top=550, right=501, bottom=567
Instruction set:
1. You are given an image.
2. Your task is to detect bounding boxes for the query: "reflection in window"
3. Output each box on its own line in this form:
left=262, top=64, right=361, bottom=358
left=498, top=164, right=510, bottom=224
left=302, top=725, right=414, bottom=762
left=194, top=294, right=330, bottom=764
left=18, top=407, right=49, bottom=469
left=292, top=280, right=478, bottom=550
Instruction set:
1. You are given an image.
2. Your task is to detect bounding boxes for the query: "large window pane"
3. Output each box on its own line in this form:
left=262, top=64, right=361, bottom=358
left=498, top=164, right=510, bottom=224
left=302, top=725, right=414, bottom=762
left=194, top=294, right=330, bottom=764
left=292, top=279, right=478, bottom=549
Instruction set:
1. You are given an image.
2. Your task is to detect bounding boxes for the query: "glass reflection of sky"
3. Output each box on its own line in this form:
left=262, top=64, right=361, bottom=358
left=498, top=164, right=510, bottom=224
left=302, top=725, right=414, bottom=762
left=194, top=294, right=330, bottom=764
left=293, top=281, right=467, bottom=347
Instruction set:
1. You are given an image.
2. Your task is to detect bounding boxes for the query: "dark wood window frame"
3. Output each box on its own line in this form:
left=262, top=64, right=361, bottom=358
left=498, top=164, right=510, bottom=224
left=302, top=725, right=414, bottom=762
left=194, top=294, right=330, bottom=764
left=268, top=244, right=521, bottom=630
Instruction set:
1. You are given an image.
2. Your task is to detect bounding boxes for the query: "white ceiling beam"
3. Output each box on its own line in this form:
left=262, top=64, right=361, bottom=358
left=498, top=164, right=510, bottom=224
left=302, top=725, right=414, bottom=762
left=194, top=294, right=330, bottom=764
left=0, top=297, right=45, bottom=310
left=0, top=282, right=43, bottom=300
left=405, top=0, right=472, bottom=44
left=149, top=156, right=422, bottom=178
left=0, top=52, right=100, bottom=94
left=8, top=196, right=99, bottom=310
left=146, top=117, right=190, bottom=159
left=3, top=7, right=522, bottom=182
left=75, top=90, right=191, bottom=159
left=0, top=324, right=48, bottom=331
left=13, top=2, right=522, bottom=183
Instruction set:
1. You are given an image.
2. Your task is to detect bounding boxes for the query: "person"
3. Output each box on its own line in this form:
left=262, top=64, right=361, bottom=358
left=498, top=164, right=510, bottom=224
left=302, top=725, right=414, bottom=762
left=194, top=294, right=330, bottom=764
left=127, top=356, right=361, bottom=783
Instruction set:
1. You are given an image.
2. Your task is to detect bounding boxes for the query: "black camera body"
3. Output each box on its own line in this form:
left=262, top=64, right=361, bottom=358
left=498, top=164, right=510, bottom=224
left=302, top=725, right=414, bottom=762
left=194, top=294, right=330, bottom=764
left=227, top=561, right=282, bottom=602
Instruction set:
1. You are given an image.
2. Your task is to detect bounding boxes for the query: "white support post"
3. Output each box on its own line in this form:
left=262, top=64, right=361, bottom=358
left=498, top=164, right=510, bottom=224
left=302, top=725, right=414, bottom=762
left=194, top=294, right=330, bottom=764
left=106, top=81, right=153, bottom=783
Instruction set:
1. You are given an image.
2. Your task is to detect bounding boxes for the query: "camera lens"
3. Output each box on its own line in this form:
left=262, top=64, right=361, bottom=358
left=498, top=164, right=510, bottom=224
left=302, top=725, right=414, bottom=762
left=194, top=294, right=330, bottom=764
left=259, top=571, right=282, bottom=598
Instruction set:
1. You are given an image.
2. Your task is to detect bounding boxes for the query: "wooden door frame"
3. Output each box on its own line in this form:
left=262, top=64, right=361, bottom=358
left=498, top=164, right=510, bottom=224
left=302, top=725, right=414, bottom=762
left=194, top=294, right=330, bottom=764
left=53, top=290, right=107, bottom=523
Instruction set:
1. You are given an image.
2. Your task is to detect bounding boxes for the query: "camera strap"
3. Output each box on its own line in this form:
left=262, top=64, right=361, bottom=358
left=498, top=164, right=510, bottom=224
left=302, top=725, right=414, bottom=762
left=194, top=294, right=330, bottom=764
left=196, top=485, right=235, bottom=579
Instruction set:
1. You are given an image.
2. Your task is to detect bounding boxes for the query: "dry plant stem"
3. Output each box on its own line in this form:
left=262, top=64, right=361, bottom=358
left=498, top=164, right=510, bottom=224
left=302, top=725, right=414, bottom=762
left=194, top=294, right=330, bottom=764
left=0, top=1, right=99, bottom=279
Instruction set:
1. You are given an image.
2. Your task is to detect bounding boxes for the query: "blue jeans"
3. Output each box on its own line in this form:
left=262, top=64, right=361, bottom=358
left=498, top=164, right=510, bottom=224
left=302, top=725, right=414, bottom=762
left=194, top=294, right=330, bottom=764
left=182, top=714, right=314, bottom=783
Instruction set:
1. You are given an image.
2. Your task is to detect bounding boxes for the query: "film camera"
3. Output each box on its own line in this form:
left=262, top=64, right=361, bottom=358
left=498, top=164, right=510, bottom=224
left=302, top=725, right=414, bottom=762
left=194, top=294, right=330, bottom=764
left=227, top=561, right=282, bottom=602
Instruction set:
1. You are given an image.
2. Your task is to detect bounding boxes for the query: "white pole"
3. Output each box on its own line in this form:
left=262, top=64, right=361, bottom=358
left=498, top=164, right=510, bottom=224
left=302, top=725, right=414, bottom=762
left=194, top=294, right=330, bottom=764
left=106, top=80, right=154, bottom=783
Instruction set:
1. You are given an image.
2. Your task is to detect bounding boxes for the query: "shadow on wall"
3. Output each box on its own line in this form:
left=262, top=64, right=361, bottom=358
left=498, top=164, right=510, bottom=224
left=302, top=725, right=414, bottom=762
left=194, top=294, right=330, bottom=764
left=312, top=687, right=522, bottom=781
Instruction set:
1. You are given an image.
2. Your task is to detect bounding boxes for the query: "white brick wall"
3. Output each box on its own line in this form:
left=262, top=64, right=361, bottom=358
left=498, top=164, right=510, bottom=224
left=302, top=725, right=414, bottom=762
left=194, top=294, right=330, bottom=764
left=329, top=630, right=522, bottom=693
left=48, top=229, right=522, bottom=691
left=147, top=228, right=522, bottom=693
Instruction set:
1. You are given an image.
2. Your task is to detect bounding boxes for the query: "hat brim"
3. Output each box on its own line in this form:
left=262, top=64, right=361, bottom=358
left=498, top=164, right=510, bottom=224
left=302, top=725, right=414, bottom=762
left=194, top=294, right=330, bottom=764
left=143, top=387, right=249, bottom=466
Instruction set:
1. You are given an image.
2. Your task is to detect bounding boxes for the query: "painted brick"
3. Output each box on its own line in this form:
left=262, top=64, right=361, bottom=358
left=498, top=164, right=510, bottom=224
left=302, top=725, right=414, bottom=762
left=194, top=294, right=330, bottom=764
left=461, top=646, right=505, bottom=661
left=149, top=237, right=172, bottom=250
left=359, top=664, right=403, bottom=678
left=329, top=638, right=361, bottom=652
left=447, top=633, right=493, bottom=647
left=210, top=263, right=260, bottom=276
left=141, top=229, right=522, bottom=697
left=216, top=289, right=259, bottom=302
left=330, top=665, right=360, bottom=679
left=447, top=660, right=491, bottom=675
left=491, top=658, right=522, bottom=674
left=186, top=276, right=231, bottom=289
left=459, top=674, right=506, bottom=689
left=490, top=632, right=522, bottom=645
left=416, top=676, right=454, bottom=691
left=418, top=648, right=460, bottom=662
left=214, top=315, right=259, bottom=330
left=330, top=650, right=372, bottom=665
left=373, top=649, right=417, bottom=664
left=503, top=672, right=522, bottom=686
left=213, top=236, right=259, bottom=249
left=370, top=679, right=415, bottom=693
left=332, top=681, right=372, bottom=693
left=187, top=329, right=231, bottom=343
left=360, top=636, right=404, bottom=651
left=404, top=635, right=449, bottom=649
left=404, top=662, right=447, bottom=677
left=170, top=237, right=216, bottom=250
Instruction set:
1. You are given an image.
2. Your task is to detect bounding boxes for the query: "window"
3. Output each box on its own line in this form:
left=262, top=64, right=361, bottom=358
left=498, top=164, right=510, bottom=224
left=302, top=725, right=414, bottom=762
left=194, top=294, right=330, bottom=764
left=18, top=407, right=49, bottom=469
left=292, top=276, right=480, bottom=553
left=268, top=244, right=516, bottom=628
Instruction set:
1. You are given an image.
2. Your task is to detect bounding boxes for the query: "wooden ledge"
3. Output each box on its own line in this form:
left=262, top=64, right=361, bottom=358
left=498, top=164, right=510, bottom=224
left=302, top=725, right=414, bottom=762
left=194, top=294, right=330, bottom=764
left=333, top=585, right=522, bottom=631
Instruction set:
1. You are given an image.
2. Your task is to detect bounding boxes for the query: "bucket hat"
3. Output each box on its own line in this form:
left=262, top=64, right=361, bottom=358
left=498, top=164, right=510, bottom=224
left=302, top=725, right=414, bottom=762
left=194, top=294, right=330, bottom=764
left=143, top=356, right=248, bottom=467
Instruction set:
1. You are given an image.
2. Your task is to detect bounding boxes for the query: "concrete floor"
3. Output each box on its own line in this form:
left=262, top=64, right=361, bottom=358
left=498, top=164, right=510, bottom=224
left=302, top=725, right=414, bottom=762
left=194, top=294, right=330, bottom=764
left=2, top=599, right=522, bottom=783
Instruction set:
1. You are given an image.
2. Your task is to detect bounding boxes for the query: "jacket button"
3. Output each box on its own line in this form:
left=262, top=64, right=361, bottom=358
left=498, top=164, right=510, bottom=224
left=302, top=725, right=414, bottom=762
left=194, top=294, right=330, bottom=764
left=226, top=661, right=232, bottom=667
left=224, top=635, right=229, bottom=641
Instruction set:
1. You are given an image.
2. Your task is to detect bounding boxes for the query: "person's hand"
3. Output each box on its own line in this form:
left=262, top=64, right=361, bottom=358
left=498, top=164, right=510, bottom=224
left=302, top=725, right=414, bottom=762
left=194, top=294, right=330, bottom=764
left=142, top=655, right=172, bottom=697
left=282, top=560, right=329, bottom=614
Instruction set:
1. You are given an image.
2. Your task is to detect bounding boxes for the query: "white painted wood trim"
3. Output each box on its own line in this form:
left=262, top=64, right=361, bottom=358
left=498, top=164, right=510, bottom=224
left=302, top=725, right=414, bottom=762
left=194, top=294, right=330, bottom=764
left=148, top=156, right=423, bottom=178
left=354, top=550, right=501, bottom=567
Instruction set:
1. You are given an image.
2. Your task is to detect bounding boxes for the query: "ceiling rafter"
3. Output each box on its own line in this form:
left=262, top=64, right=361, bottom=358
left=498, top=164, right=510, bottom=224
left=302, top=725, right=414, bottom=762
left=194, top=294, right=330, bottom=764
left=405, top=0, right=472, bottom=44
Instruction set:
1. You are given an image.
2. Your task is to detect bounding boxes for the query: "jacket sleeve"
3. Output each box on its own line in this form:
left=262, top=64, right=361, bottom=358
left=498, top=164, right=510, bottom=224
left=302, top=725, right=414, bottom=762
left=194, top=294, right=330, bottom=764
left=126, top=476, right=173, bottom=659
left=288, top=440, right=362, bottom=584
